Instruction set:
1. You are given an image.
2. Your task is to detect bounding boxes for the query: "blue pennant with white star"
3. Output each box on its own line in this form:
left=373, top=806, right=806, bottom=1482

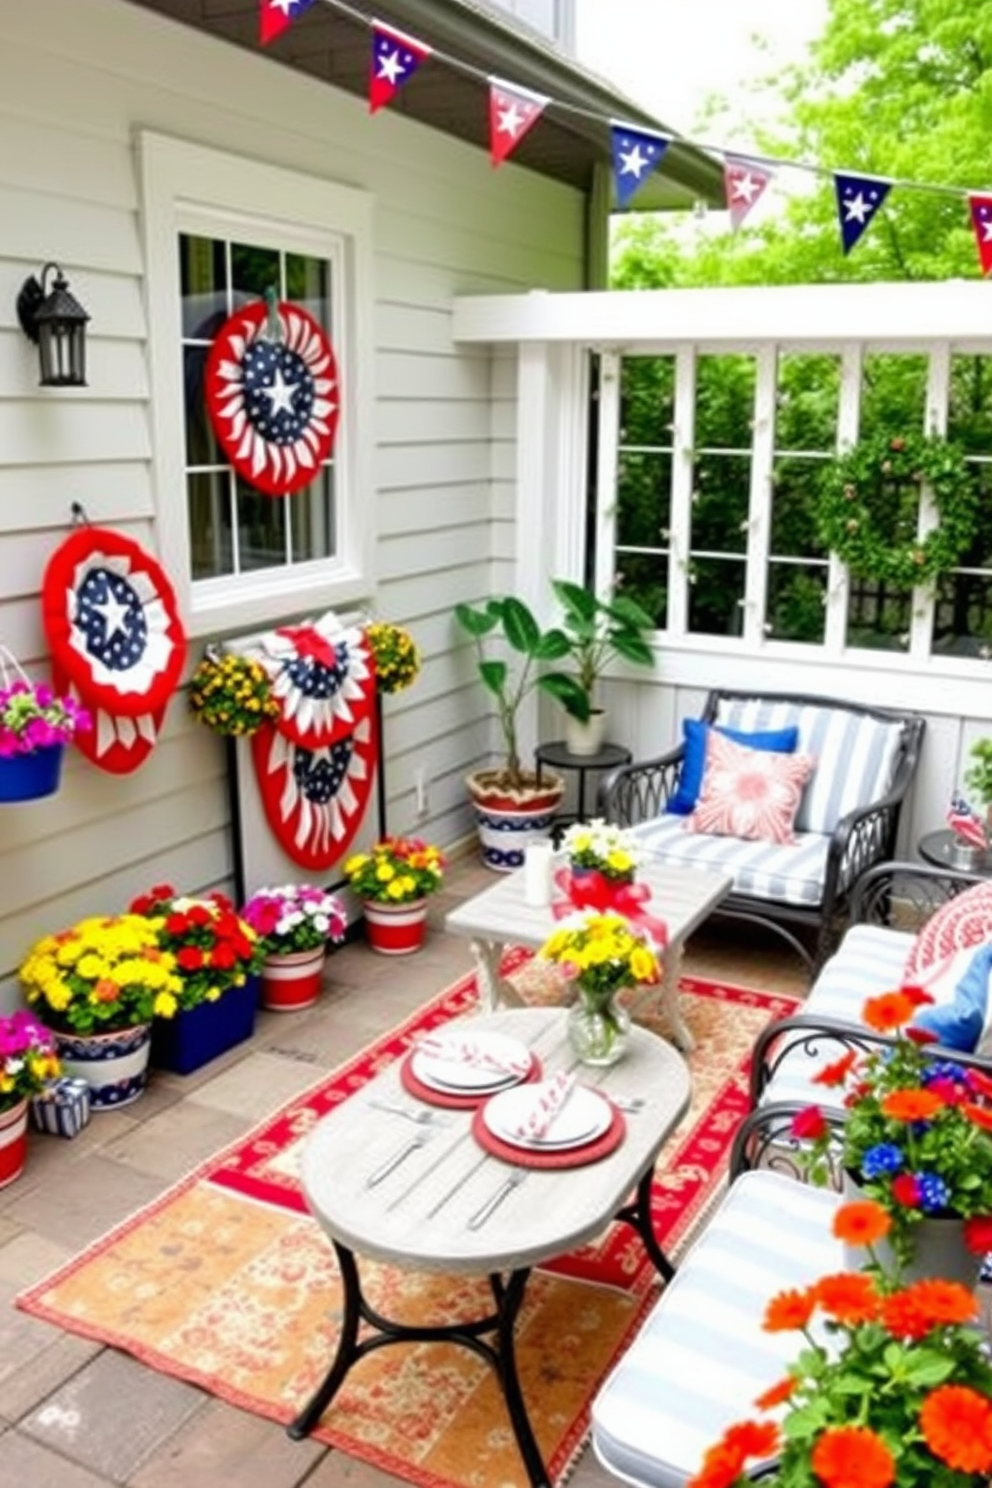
left=610, top=122, right=670, bottom=210
left=833, top=172, right=892, bottom=255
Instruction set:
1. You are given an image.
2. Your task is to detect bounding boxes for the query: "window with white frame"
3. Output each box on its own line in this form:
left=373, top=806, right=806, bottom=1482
left=141, top=134, right=374, bottom=637
left=606, top=346, right=992, bottom=663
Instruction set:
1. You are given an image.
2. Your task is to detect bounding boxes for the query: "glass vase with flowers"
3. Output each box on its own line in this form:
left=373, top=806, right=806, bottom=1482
left=536, top=910, right=662, bottom=1065
left=790, top=987, right=992, bottom=1284
left=689, top=1197, right=992, bottom=1488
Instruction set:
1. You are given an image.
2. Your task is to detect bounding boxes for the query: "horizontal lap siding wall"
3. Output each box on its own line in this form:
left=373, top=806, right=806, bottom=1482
left=0, top=0, right=585, bottom=999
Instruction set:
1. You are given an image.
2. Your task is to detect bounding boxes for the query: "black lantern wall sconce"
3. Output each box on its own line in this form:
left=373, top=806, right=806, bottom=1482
left=16, top=263, right=90, bottom=388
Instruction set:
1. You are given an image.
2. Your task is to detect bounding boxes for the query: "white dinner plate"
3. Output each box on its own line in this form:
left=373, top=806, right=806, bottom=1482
left=484, top=1083, right=612, bottom=1150
left=412, top=1031, right=532, bottom=1094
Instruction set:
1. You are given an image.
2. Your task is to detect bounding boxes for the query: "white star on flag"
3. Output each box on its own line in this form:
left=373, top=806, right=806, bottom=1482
left=488, top=77, right=549, bottom=167
left=610, top=123, right=669, bottom=209
left=368, top=21, right=431, bottom=113
left=92, top=593, right=132, bottom=645
left=376, top=48, right=406, bottom=86
left=619, top=143, right=651, bottom=179
left=968, top=195, right=992, bottom=276
left=833, top=172, right=891, bottom=254
left=723, top=156, right=773, bottom=230
left=844, top=191, right=873, bottom=223
left=262, top=367, right=300, bottom=417
left=259, top=0, right=316, bottom=46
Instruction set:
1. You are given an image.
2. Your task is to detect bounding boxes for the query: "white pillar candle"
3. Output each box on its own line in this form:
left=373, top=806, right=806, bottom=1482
left=523, top=840, right=554, bottom=907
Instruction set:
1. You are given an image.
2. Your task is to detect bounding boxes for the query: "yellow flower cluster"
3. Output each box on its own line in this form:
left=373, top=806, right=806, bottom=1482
left=188, top=652, right=280, bottom=736
left=561, top=819, right=642, bottom=882
left=20, top=914, right=184, bottom=1036
left=344, top=837, right=444, bottom=904
left=539, top=911, right=660, bottom=1000
left=365, top=622, right=421, bottom=695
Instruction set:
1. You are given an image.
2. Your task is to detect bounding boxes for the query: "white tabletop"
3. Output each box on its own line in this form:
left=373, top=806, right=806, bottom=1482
left=300, top=1006, right=691, bottom=1274
left=444, top=858, right=731, bottom=951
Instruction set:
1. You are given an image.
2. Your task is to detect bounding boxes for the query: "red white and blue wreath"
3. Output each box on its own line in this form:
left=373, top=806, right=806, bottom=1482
left=42, top=526, right=187, bottom=774
left=249, top=615, right=379, bottom=868
left=204, top=300, right=339, bottom=497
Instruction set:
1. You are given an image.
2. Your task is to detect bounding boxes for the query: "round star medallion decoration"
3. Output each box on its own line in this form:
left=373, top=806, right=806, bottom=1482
left=261, top=619, right=376, bottom=750
left=205, top=300, right=339, bottom=497
left=251, top=713, right=379, bottom=869
left=42, top=526, right=187, bottom=773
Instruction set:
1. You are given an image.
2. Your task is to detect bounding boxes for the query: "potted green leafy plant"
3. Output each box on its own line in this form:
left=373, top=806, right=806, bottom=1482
left=551, top=579, right=656, bottom=755
left=965, top=737, right=992, bottom=828
left=454, top=594, right=588, bottom=869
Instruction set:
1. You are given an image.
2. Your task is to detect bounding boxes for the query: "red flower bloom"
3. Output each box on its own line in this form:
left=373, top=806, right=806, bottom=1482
left=920, top=1385, right=992, bottom=1474
left=890, top=1171, right=922, bottom=1207
left=175, top=946, right=205, bottom=972
left=210, top=943, right=237, bottom=970
left=790, top=1105, right=828, bottom=1140
left=898, top=983, right=934, bottom=1008
left=905, top=1025, right=939, bottom=1045
left=165, top=912, right=192, bottom=938
left=810, top=1425, right=895, bottom=1488
left=187, top=904, right=212, bottom=927
left=963, top=1101, right=992, bottom=1133
left=863, top=990, right=916, bottom=1032
left=753, top=1376, right=795, bottom=1411
left=964, top=1214, right=992, bottom=1255
left=812, top=1050, right=858, bottom=1087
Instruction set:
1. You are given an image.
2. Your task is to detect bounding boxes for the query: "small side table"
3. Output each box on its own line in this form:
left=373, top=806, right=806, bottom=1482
left=534, top=740, right=632, bottom=825
left=918, top=828, right=992, bottom=876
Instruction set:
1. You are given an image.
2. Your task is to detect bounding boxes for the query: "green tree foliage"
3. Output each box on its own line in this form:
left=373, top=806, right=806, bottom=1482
left=612, top=0, right=992, bottom=290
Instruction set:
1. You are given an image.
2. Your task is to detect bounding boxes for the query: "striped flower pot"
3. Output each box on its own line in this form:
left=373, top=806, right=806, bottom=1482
left=260, top=947, right=325, bottom=1011
left=0, top=1100, right=28, bottom=1189
left=362, top=899, right=428, bottom=956
left=54, top=1024, right=152, bottom=1110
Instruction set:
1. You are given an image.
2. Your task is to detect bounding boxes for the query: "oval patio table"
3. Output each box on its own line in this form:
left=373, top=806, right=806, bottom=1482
left=289, top=1006, right=691, bottom=1488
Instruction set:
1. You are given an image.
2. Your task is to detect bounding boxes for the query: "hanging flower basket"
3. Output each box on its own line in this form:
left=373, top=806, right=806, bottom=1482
left=0, top=745, right=65, bottom=803
left=0, top=642, right=90, bottom=803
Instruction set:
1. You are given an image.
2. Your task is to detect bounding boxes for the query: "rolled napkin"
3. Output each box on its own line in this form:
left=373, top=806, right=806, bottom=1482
left=415, top=1032, right=531, bottom=1078
left=510, top=1071, right=577, bottom=1141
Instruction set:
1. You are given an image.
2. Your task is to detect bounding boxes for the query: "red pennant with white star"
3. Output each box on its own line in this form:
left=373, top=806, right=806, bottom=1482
left=369, top=20, right=431, bottom=113
left=258, top=0, right=317, bottom=47
left=724, top=156, right=773, bottom=230
left=488, top=77, right=549, bottom=167
left=205, top=300, right=339, bottom=499
left=969, top=195, right=992, bottom=277
left=41, top=526, right=186, bottom=774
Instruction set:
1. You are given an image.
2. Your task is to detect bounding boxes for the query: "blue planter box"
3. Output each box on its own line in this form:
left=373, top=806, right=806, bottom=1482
left=150, top=977, right=259, bottom=1076
left=0, top=744, right=64, bottom=802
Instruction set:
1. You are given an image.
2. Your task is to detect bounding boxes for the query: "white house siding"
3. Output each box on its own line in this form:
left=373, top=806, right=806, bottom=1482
left=0, top=0, right=587, bottom=1003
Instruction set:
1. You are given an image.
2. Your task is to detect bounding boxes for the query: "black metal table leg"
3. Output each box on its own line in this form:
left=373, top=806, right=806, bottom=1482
left=288, top=1245, right=550, bottom=1486
left=614, top=1168, right=676, bottom=1283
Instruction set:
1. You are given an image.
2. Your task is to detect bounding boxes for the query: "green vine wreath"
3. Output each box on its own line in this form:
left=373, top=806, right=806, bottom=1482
left=816, top=432, right=979, bottom=589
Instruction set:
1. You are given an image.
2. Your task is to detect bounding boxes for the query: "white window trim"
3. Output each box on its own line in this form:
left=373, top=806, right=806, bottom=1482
left=140, top=131, right=375, bottom=638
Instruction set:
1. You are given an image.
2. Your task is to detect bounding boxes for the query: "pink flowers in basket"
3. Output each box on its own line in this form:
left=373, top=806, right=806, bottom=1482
left=241, top=884, right=347, bottom=955
left=0, top=678, right=90, bottom=757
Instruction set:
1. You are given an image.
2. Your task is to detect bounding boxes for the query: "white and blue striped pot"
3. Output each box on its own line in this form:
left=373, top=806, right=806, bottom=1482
left=54, top=1024, right=152, bottom=1110
left=467, top=769, right=564, bottom=873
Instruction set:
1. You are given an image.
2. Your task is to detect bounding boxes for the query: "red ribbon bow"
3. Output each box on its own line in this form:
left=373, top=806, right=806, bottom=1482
left=551, top=868, right=668, bottom=951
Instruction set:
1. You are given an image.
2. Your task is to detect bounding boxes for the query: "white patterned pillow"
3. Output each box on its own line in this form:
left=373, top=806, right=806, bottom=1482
left=904, top=881, right=992, bottom=979
left=686, top=731, right=816, bottom=845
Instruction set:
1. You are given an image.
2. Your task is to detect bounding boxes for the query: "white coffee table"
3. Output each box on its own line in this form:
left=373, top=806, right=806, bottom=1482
left=289, top=1006, right=690, bottom=1488
left=444, top=858, right=732, bottom=1052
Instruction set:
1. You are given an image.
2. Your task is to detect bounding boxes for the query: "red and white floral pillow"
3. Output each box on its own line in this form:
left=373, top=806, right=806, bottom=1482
left=904, top=881, right=992, bottom=980
left=686, top=730, right=815, bottom=845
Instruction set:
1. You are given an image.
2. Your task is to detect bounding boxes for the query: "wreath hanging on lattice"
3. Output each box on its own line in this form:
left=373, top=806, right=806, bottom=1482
left=816, top=432, right=980, bottom=589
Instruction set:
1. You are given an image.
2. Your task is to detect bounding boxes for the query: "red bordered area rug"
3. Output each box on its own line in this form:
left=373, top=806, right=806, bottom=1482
left=18, top=967, right=797, bottom=1488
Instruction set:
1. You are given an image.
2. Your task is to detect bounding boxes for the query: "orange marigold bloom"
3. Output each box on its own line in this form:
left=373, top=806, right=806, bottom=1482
left=762, top=1287, right=816, bottom=1332
left=687, top=1439, right=746, bottom=1488
left=962, top=1100, right=992, bottom=1132
left=93, top=979, right=120, bottom=1003
left=900, top=1278, right=979, bottom=1328
left=814, top=1271, right=880, bottom=1325
left=832, top=1199, right=891, bottom=1246
left=722, top=1420, right=779, bottom=1460
left=812, top=1049, right=858, bottom=1087
left=754, top=1376, right=796, bottom=1411
left=920, top=1385, right=992, bottom=1474
left=863, top=990, right=916, bottom=1031
left=880, top=1088, right=944, bottom=1121
left=880, top=1291, right=931, bottom=1340
left=810, top=1425, right=896, bottom=1488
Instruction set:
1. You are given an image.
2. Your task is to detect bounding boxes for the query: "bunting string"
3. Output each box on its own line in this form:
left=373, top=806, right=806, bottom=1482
left=258, top=0, right=992, bottom=271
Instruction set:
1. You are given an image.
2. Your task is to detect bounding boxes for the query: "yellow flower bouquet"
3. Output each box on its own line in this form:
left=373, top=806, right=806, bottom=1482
left=537, top=910, right=662, bottom=1063
left=19, top=915, right=184, bottom=1035
left=343, top=838, right=445, bottom=904
left=364, top=621, right=421, bottom=694
left=187, top=650, right=280, bottom=737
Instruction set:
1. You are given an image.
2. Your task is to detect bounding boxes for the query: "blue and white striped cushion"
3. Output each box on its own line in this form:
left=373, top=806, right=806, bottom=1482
left=714, top=699, right=904, bottom=836
left=758, top=924, right=914, bottom=1107
left=591, top=1171, right=842, bottom=1488
left=633, top=813, right=828, bottom=908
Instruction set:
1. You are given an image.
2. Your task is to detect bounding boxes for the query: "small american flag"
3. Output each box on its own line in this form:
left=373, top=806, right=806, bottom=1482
left=946, top=794, right=988, bottom=850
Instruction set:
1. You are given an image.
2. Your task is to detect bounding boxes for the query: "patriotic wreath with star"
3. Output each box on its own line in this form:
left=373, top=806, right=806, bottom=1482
left=41, top=526, right=187, bottom=774
left=205, top=300, right=339, bottom=498
left=248, top=615, right=379, bottom=868
left=816, top=432, right=979, bottom=590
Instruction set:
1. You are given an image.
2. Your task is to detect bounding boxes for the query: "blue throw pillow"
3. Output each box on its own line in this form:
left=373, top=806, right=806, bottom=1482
left=913, top=943, right=992, bottom=1053
left=666, top=719, right=801, bottom=815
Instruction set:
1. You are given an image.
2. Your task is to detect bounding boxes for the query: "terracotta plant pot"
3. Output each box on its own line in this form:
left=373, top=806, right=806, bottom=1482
left=0, top=1100, right=28, bottom=1188
left=466, top=768, right=564, bottom=873
left=260, top=947, right=325, bottom=1011
left=363, top=899, right=428, bottom=955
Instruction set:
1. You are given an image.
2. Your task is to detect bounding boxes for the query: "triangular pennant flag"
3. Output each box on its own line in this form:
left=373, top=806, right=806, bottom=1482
left=369, top=19, right=431, bottom=113
left=259, top=0, right=317, bottom=47
left=610, top=123, right=670, bottom=209
left=969, top=195, right=992, bottom=276
left=833, top=171, right=892, bottom=254
left=724, top=156, right=774, bottom=230
left=488, top=77, right=549, bottom=167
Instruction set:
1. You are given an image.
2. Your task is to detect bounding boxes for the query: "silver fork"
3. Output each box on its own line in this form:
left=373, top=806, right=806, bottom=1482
left=466, top=1170, right=528, bottom=1230
left=366, top=1130, right=432, bottom=1187
left=612, top=1095, right=647, bottom=1113
left=369, top=1097, right=446, bottom=1126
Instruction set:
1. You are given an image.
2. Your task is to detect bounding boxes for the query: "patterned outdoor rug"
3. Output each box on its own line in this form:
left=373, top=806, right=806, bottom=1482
left=18, top=965, right=797, bottom=1488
